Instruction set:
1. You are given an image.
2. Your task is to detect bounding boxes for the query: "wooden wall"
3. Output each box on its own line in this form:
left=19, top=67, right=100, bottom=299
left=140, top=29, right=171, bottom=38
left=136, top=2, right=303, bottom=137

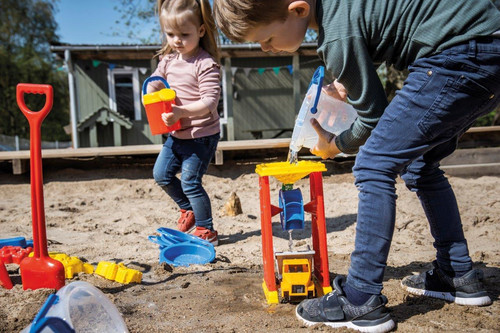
left=73, top=59, right=162, bottom=147
left=71, top=55, right=332, bottom=146
left=228, top=56, right=330, bottom=140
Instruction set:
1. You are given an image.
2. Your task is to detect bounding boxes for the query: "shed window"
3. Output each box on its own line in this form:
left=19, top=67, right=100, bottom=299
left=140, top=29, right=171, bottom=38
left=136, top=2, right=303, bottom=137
left=108, top=68, right=141, bottom=121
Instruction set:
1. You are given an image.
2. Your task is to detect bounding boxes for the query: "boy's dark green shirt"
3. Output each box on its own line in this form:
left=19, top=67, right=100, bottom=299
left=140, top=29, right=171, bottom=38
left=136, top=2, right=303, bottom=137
left=316, top=0, right=500, bottom=153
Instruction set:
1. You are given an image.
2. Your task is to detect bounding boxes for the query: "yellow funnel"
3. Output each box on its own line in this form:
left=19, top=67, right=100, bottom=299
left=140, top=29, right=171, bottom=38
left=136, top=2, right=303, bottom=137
left=255, top=161, right=326, bottom=184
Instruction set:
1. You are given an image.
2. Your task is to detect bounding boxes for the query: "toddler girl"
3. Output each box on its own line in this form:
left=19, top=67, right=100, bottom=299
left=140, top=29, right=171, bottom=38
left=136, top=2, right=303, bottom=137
left=149, top=0, right=221, bottom=245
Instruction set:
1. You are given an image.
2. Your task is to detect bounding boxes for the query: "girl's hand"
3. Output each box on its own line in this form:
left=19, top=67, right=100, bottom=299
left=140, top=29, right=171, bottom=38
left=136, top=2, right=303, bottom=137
left=309, top=118, right=340, bottom=159
left=322, top=79, right=348, bottom=102
left=161, top=105, right=183, bottom=126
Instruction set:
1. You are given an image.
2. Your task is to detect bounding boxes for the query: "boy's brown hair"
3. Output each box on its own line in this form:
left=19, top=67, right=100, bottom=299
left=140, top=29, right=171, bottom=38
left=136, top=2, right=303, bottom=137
left=213, top=0, right=289, bottom=43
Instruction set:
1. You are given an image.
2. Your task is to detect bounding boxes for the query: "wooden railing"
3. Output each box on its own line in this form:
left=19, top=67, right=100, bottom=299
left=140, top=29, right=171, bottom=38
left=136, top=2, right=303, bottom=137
left=1, top=126, right=498, bottom=175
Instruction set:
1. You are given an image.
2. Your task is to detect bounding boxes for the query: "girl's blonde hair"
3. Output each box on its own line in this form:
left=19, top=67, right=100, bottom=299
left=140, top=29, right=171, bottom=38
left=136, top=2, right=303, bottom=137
left=213, top=0, right=289, bottom=43
left=156, top=0, right=220, bottom=63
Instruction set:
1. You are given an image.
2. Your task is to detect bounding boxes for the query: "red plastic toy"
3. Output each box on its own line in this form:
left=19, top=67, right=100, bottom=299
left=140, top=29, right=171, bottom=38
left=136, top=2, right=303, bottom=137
left=16, top=83, right=65, bottom=290
left=0, top=260, right=13, bottom=289
left=0, top=246, right=33, bottom=265
left=255, top=161, right=332, bottom=304
left=142, top=76, right=181, bottom=135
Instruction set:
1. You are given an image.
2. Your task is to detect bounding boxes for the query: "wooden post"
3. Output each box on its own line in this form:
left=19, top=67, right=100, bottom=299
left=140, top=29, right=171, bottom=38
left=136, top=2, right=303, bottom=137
left=89, top=124, right=98, bottom=147
left=65, top=49, right=79, bottom=149
left=113, top=122, right=122, bottom=146
left=12, top=159, right=28, bottom=175
left=293, top=54, right=301, bottom=115
left=214, top=150, right=223, bottom=165
left=150, top=58, right=158, bottom=75
left=222, top=57, right=234, bottom=141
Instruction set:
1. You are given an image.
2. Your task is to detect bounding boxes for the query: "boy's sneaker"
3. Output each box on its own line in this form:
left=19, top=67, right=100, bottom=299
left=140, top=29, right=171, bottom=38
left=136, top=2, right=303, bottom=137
left=192, top=226, right=219, bottom=246
left=401, top=260, right=491, bottom=306
left=296, top=276, right=395, bottom=333
left=177, top=209, right=195, bottom=233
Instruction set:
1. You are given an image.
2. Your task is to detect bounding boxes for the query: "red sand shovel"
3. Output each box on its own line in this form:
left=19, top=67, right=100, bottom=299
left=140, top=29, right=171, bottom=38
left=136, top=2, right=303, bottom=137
left=17, top=83, right=65, bottom=290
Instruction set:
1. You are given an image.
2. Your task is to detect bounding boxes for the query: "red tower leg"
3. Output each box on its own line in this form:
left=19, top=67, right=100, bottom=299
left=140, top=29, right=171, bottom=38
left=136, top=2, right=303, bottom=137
left=309, top=172, right=331, bottom=291
left=259, top=176, right=279, bottom=303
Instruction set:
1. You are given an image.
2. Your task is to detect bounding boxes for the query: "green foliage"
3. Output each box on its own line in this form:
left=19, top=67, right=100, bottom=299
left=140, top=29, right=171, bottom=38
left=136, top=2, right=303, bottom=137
left=113, top=0, right=161, bottom=44
left=473, top=108, right=499, bottom=126
left=0, top=0, right=70, bottom=142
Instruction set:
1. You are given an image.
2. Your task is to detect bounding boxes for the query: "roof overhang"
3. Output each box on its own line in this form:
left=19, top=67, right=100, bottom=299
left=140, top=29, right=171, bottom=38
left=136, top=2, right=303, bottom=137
left=50, top=43, right=318, bottom=61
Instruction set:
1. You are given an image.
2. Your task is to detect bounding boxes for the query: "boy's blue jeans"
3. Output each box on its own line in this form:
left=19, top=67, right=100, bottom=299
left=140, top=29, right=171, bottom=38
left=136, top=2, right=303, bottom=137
left=153, top=133, right=219, bottom=230
left=348, top=37, right=500, bottom=295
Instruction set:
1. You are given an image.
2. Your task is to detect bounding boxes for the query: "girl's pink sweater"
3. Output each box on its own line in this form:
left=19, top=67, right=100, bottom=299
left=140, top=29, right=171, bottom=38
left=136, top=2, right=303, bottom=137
left=149, top=48, right=221, bottom=139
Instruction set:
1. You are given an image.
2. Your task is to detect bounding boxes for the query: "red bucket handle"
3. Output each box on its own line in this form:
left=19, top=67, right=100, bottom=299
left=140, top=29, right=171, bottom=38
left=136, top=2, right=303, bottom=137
left=16, top=84, right=53, bottom=126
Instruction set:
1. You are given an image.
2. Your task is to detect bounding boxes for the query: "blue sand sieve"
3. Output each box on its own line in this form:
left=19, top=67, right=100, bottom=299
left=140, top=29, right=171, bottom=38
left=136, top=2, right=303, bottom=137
left=148, top=228, right=215, bottom=267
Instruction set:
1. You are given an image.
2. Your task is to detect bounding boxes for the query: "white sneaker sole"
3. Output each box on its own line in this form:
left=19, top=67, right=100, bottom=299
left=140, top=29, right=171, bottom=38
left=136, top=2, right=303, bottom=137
left=402, top=282, right=492, bottom=306
left=183, top=225, right=196, bottom=233
left=207, top=237, right=218, bottom=246
left=189, top=229, right=218, bottom=246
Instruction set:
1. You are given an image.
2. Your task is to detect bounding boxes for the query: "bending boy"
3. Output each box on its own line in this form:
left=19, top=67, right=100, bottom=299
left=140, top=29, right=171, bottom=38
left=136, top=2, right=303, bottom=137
left=214, top=1, right=500, bottom=332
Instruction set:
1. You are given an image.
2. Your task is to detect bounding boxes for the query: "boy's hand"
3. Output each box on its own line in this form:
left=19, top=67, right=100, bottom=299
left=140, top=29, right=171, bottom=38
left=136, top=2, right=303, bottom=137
left=310, top=118, right=340, bottom=159
left=322, top=80, right=348, bottom=102
left=162, top=105, right=183, bottom=126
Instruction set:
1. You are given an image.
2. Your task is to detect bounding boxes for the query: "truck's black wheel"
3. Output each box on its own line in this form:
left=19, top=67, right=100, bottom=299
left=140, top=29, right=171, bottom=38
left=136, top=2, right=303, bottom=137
left=281, top=291, right=289, bottom=303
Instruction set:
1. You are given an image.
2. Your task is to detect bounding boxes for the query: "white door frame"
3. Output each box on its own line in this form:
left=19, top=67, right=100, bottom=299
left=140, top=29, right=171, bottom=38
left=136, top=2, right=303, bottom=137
left=107, top=67, right=141, bottom=120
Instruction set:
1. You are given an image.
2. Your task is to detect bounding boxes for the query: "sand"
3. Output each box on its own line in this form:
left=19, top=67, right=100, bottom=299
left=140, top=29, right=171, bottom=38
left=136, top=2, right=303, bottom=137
left=0, top=156, right=499, bottom=332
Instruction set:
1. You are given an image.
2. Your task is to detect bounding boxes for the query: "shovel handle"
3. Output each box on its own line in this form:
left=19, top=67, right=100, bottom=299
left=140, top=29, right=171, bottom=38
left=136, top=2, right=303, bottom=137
left=16, top=84, right=53, bottom=127
left=17, top=83, right=53, bottom=259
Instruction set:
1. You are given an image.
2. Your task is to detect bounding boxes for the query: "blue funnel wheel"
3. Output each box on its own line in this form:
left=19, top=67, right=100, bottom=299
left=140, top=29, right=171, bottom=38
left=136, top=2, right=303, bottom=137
left=279, top=188, right=305, bottom=230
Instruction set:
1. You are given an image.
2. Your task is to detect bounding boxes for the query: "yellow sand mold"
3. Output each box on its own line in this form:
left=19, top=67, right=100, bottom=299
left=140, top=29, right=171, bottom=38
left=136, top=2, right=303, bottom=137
left=29, top=252, right=94, bottom=279
left=95, top=261, right=142, bottom=284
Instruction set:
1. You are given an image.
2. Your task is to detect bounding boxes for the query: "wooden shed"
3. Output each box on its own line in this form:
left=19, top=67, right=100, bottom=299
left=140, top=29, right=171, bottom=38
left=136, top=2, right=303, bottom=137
left=51, top=43, right=329, bottom=148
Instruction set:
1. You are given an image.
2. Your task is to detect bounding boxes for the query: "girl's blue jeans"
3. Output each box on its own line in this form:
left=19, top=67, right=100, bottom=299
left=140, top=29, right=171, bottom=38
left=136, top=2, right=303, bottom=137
left=153, top=133, right=220, bottom=230
left=347, top=37, right=500, bottom=295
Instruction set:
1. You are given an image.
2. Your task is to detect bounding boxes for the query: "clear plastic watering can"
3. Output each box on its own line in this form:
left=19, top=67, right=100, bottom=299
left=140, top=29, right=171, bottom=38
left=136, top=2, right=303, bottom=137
left=288, top=66, right=357, bottom=163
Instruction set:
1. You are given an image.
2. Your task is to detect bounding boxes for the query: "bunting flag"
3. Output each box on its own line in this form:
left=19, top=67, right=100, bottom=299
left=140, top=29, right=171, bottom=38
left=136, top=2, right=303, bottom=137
left=236, top=65, right=288, bottom=76
left=84, top=58, right=318, bottom=77
left=89, top=58, right=149, bottom=75
left=229, top=59, right=320, bottom=77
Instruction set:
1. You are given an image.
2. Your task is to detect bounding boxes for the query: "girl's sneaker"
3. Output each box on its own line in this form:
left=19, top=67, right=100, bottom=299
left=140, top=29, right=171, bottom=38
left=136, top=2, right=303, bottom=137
left=192, top=227, right=219, bottom=246
left=177, top=209, right=195, bottom=233
left=401, top=260, right=492, bottom=306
